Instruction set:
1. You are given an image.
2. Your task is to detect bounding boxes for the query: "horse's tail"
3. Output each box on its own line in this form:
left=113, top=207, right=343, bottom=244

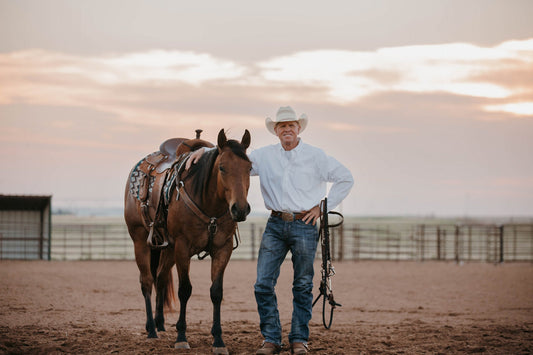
left=164, top=267, right=175, bottom=312
left=150, top=249, right=176, bottom=312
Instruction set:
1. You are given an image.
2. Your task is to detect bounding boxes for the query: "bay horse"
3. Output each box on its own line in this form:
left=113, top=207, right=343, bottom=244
left=124, top=129, right=251, bottom=354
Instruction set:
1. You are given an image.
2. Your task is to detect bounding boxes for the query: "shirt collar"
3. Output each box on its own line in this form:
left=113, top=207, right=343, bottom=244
left=277, top=138, right=303, bottom=153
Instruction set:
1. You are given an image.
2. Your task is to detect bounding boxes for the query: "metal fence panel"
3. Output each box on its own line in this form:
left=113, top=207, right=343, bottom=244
left=0, top=211, right=50, bottom=260
left=48, top=222, right=533, bottom=262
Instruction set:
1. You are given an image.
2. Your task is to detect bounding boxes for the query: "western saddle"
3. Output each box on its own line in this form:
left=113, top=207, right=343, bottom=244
left=135, top=129, right=214, bottom=249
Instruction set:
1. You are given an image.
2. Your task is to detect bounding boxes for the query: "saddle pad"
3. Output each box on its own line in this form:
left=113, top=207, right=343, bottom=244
left=163, top=170, right=176, bottom=206
left=129, top=159, right=155, bottom=201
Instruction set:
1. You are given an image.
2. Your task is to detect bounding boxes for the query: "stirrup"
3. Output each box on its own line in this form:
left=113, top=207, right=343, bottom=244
left=147, top=224, right=169, bottom=250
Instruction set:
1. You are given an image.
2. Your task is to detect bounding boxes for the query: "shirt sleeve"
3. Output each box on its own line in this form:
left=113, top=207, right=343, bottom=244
left=248, top=149, right=260, bottom=176
left=322, top=154, right=354, bottom=211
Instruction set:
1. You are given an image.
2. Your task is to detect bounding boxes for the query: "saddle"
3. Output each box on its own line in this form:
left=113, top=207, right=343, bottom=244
left=146, top=131, right=213, bottom=173
left=133, top=129, right=214, bottom=249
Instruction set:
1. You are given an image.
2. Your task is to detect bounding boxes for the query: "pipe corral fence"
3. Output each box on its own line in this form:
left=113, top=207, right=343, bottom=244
left=3, top=218, right=530, bottom=262
left=342, top=223, right=533, bottom=263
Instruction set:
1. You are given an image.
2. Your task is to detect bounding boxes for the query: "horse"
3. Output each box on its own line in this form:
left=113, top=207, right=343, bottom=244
left=124, top=129, right=252, bottom=354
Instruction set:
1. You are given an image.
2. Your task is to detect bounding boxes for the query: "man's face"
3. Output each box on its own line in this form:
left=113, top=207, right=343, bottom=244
left=274, top=121, right=300, bottom=146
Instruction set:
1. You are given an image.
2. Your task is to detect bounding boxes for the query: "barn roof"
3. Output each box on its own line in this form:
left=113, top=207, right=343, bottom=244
left=0, top=195, right=52, bottom=211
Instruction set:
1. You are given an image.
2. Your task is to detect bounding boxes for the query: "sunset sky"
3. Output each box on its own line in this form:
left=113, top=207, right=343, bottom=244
left=1, top=0, right=532, bottom=217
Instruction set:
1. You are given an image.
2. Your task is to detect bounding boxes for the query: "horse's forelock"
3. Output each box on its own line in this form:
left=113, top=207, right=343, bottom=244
left=224, top=139, right=250, bottom=162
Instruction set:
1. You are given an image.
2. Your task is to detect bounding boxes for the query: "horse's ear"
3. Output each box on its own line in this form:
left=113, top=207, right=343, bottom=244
left=217, top=129, right=227, bottom=149
left=241, top=129, right=251, bottom=150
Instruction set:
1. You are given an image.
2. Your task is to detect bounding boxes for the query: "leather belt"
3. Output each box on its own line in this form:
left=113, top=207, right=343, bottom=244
left=271, top=210, right=307, bottom=222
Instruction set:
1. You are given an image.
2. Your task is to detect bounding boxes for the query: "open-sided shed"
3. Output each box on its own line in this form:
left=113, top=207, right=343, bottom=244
left=0, top=195, right=52, bottom=260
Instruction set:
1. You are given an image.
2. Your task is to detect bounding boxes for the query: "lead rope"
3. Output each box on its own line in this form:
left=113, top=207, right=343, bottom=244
left=197, top=217, right=218, bottom=260
left=233, top=224, right=241, bottom=250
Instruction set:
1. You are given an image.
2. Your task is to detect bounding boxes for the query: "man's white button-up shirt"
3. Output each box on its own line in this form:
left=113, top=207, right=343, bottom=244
left=249, top=139, right=353, bottom=212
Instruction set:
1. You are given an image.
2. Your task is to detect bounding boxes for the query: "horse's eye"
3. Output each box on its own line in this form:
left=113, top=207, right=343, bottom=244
left=219, top=166, right=226, bottom=173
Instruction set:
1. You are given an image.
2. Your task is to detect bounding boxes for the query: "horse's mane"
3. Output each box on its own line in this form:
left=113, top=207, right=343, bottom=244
left=187, top=140, right=250, bottom=202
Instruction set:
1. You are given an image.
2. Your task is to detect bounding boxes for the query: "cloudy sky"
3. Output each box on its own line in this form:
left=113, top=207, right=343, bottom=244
left=1, top=0, right=532, bottom=216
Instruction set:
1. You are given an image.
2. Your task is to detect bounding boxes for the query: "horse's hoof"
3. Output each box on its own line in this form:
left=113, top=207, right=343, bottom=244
left=212, top=347, right=229, bottom=355
left=175, top=342, right=191, bottom=349
left=147, top=332, right=158, bottom=339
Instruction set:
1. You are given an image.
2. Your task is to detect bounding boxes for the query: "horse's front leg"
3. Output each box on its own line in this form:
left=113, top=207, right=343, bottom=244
left=210, top=247, right=232, bottom=355
left=174, top=256, right=192, bottom=349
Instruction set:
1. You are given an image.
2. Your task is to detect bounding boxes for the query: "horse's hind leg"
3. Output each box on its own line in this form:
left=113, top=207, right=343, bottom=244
left=132, top=232, right=158, bottom=338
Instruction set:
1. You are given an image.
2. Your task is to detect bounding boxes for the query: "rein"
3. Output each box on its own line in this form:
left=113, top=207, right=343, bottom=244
left=312, top=198, right=343, bottom=329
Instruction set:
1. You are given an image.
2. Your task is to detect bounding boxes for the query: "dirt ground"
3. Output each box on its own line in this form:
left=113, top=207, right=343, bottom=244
left=1, top=259, right=532, bottom=354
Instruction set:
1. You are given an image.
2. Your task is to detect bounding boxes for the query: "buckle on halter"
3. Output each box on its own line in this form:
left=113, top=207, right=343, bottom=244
left=176, top=180, right=184, bottom=200
left=281, top=212, right=294, bottom=222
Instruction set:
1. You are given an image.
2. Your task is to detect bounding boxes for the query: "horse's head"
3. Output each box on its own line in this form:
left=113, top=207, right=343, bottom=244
left=215, top=129, right=252, bottom=222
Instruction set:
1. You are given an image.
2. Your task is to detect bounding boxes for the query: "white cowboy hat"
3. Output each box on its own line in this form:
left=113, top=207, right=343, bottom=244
left=265, top=106, right=308, bottom=135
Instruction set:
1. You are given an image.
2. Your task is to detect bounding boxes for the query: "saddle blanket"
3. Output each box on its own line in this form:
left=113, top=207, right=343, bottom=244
left=129, top=157, right=176, bottom=205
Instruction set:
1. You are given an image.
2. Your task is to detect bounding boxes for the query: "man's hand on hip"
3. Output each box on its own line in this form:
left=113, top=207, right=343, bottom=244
left=302, top=205, right=321, bottom=225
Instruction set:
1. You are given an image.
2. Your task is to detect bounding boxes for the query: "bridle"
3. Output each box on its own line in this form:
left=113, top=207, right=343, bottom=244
left=173, top=153, right=239, bottom=260
left=312, top=198, right=343, bottom=329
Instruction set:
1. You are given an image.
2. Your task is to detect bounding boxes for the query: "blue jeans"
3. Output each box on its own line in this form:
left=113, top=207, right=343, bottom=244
left=254, top=215, right=319, bottom=346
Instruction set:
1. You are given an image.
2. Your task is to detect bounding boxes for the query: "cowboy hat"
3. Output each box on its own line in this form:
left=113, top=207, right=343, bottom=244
left=265, top=106, right=308, bottom=135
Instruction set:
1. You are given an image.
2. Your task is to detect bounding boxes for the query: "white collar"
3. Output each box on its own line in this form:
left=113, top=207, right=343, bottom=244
left=277, top=138, right=302, bottom=153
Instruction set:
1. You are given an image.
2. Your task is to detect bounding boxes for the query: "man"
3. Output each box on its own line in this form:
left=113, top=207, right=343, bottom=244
left=187, top=106, right=354, bottom=354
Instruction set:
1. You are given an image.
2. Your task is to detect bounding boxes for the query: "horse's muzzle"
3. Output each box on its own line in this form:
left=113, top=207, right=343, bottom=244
left=230, top=203, right=251, bottom=222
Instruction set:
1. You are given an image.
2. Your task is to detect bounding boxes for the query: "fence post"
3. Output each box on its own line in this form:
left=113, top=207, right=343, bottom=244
left=39, top=208, right=44, bottom=260
left=442, top=229, right=447, bottom=260
left=436, top=227, right=441, bottom=261
left=468, top=225, right=472, bottom=261
left=421, top=225, right=425, bottom=261
left=454, top=225, right=460, bottom=264
left=512, top=225, right=517, bottom=262
left=338, top=223, right=344, bottom=261
left=499, top=225, right=504, bottom=263
left=530, top=224, right=533, bottom=263
left=353, top=226, right=360, bottom=261
left=63, top=227, right=67, bottom=261
left=251, top=223, right=256, bottom=261
left=103, top=224, right=107, bottom=260
left=81, top=225, right=85, bottom=260
left=386, top=225, right=390, bottom=260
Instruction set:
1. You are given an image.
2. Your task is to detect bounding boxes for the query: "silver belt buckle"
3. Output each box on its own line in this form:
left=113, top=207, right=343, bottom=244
left=281, top=211, right=294, bottom=222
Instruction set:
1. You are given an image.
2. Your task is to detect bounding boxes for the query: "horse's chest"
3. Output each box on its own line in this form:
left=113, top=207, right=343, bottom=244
left=168, top=204, right=234, bottom=248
